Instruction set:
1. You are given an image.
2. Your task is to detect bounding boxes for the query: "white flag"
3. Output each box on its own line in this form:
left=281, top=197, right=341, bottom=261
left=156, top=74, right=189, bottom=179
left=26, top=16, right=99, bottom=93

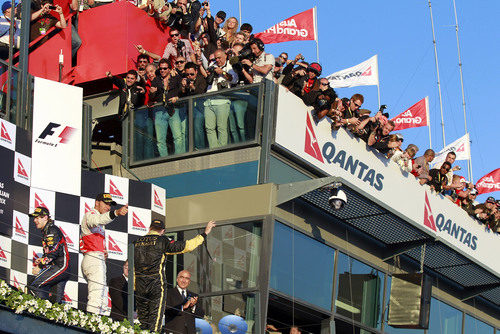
left=432, top=133, right=470, bottom=168
left=326, top=55, right=379, bottom=88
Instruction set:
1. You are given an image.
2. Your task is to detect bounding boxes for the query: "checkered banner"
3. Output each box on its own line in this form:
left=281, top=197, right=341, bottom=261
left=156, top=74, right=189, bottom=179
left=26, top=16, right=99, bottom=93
left=0, top=119, right=166, bottom=314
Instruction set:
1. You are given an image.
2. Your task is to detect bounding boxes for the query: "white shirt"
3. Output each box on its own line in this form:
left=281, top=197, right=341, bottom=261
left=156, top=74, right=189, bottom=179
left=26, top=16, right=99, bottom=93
left=0, top=15, right=21, bottom=48
left=251, top=51, right=274, bottom=83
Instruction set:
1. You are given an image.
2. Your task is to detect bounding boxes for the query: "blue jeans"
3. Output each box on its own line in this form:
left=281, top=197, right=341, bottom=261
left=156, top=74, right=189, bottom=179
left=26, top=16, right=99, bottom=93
left=154, top=106, right=183, bottom=157
left=71, top=22, right=82, bottom=58
left=193, top=100, right=206, bottom=149
left=134, top=108, right=155, bottom=161
left=204, top=99, right=230, bottom=148
left=229, top=99, right=248, bottom=143
left=175, top=104, right=188, bottom=153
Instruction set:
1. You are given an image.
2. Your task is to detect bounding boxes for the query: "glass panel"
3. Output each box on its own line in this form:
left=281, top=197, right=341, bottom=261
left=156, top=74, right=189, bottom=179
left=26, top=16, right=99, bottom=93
left=383, top=276, right=424, bottom=334
left=190, top=293, right=257, bottom=334
left=335, top=252, right=383, bottom=330
left=0, top=62, right=20, bottom=123
left=464, top=314, right=494, bottom=334
left=427, top=298, right=462, bottom=334
left=270, top=221, right=335, bottom=311
left=172, top=221, right=262, bottom=294
left=131, top=84, right=261, bottom=164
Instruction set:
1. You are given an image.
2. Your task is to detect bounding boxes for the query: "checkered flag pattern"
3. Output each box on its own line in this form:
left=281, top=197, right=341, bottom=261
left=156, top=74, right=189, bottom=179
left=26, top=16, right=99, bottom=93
left=0, top=119, right=166, bottom=313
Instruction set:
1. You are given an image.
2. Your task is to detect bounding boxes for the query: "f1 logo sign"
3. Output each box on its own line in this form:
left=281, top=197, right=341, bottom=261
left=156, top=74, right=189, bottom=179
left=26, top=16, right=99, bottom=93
left=36, top=122, right=76, bottom=146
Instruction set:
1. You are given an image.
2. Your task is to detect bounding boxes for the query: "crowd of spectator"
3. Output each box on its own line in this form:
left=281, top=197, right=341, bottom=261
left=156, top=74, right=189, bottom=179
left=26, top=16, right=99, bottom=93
left=3, top=0, right=497, bottom=227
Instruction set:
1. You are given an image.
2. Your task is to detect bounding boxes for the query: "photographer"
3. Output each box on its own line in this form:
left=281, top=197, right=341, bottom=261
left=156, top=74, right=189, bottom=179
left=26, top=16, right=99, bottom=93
left=302, top=78, right=338, bottom=121
left=180, top=62, right=208, bottom=149
left=135, top=28, right=195, bottom=65
left=282, top=59, right=321, bottom=99
left=203, top=49, right=238, bottom=148
left=149, top=58, right=183, bottom=157
left=240, top=37, right=274, bottom=83
left=166, top=0, right=201, bottom=34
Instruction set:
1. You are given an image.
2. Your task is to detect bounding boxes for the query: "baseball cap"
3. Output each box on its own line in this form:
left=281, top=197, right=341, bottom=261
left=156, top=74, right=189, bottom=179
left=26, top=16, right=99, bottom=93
left=1, top=1, right=15, bottom=13
left=486, top=196, right=496, bottom=204
left=95, top=193, right=117, bottom=205
left=29, top=207, right=50, bottom=218
left=216, top=11, right=226, bottom=21
left=150, top=219, right=165, bottom=230
left=308, top=62, right=322, bottom=76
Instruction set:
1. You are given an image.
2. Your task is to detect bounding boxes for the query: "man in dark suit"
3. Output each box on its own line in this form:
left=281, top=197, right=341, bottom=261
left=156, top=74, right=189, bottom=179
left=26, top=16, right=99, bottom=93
left=164, top=270, right=204, bottom=334
left=108, top=260, right=128, bottom=322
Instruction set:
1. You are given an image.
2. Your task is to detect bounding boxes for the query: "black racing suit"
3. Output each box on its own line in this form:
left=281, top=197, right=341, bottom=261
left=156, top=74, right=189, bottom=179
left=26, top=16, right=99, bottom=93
left=134, top=231, right=207, bottom=332
left=28, top=221, right=70, bottom=303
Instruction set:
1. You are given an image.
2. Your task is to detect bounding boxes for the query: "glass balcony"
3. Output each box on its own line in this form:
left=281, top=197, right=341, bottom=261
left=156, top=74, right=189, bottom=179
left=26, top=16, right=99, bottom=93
left=128, top=83, right=263, bottom=166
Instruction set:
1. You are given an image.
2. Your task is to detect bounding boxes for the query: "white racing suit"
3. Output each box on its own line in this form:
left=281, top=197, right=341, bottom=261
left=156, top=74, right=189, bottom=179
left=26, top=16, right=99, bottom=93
left=80, top=208, right=116, bottom=314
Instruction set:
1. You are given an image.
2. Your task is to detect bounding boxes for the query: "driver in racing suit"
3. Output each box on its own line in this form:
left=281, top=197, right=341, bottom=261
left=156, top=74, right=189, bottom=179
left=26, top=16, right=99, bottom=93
left=80, top=193, right=128, bottom=314
left=134, top=219, right=216, bottom=332
left=28, top=207, right=70, bottom=303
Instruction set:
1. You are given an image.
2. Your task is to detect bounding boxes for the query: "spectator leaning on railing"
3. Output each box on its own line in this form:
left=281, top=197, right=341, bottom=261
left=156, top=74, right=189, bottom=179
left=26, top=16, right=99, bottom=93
left=391, top=143, right=419, bottom=173
left=413, top=149, right=435, bottom=185
left=0, top=2, right=21, bottom=60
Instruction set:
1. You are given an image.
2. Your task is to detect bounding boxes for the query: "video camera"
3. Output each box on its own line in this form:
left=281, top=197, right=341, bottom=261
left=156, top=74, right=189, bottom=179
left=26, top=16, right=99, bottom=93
left=229, top=42, right=256, bottom=73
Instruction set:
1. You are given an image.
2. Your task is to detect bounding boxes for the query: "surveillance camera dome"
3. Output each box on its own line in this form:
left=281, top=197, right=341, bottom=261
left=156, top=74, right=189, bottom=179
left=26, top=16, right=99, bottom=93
left=328, top=188, right=347, bottom=210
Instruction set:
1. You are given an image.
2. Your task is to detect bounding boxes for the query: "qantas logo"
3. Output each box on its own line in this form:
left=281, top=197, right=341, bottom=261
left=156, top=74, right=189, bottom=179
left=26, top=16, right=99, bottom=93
left=304, top=113, right=324, bottom=163
left=14, top=217, right=27, bottom=236
left=0, top=122, right=12, bottom=143
left=108, top=236, right=123, bottom=254
left=33, top=251, right=41, bottom=263
left=132, top=212, right=147, bottom=230
left=63, top=293, right=72, bottom=303
left=361, top=66, right=372, bottom=76
left=0, top=246, right=7, bottom=261
left=35, top=122, right=76, bottom=147
left=109, top=180, right=124, bottom=198
left=59, top=227, right=74, bottom=247
left=107, top=292, right=112, bottom=308
left=17, top=159, right=29, bottom=179
left=84, top=203, right=92, bottom=214
left=456, top=143, right=465, bottom=153
left=423, top=192, right=437, bottom=232
left=34, top=193, right=48, bottom=209
left=12, top=276, right=21, bottom=289
left=153, top=190, right=163, bottom=209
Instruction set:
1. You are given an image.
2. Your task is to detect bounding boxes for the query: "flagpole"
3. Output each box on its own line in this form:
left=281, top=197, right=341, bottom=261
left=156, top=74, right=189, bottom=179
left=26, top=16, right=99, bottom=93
left=452, top=0, right=472, bottom=182
left=238, top=0, right=242, bottom=28
left=428, top=0, right=446, bottom=148
left=425, top=96, right=432, bottom=149
left=377, top=84, right=381, bottom=109
left=314, top=6, right=319, bottom=62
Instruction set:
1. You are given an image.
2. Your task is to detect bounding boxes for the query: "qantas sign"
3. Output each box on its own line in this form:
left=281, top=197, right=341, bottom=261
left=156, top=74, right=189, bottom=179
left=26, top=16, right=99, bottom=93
left=108, top=236, right=123, bottom=254
left=132, top=212, right=147, bottom=231
left=423, top=191, right=478, bottom=250
left=17, top=159, right=29, bottom=179
left=109, top=180, right=124, bottom=199
left=0, top=246, right=7, bottom=262
left=154, top=190, right=164, bottom=210
left=14, top=217, right=27, bottom=236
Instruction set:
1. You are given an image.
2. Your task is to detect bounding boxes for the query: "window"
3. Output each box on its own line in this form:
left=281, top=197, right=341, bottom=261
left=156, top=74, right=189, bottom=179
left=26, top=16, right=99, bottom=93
left=463, top=314, right=494, bottom=334
left=335, top=252, right=384, bottom=330
left=427, top=298, right=462, bottom=334
left=270, top=221, right=335, bottom=311
left=174, top=221, right=262, bottom=293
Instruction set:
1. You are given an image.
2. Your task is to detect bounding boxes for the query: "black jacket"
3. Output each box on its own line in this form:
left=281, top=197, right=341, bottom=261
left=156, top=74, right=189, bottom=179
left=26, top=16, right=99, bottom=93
left=134, top=232, right=206, bottom=277
left=40, top=221, right=69, bottom=268
left=109, top=274, right=128, bottom=322
left=165, top=287, right=204, bottom=334
left=108, top=76, right=144, bottom=116
left=179, top=74, right=207, bottom=97
left=149, top=75, right=180, bottom=104
left=302, top=87, right=338, bottom=111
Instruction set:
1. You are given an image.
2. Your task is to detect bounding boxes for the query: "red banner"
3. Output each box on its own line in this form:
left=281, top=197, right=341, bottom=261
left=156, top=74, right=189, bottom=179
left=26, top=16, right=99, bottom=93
left=391, top=97, right=429, bottom=131
left=475, top=168, right=500, bottom=195
left=254, top=8, right=316, bottom=44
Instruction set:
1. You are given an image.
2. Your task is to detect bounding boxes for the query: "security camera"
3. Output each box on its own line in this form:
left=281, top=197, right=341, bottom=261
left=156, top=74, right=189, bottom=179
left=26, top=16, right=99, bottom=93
left=328, top=187, right=347, bottom=210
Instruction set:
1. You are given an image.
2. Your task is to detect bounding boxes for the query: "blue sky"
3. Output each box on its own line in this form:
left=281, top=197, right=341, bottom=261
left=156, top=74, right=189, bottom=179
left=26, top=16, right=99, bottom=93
left=211, top=0, right=499, bottom=201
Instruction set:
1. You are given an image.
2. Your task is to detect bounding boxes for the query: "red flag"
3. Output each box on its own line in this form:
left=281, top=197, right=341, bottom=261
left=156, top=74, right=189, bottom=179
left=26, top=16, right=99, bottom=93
left=254, top=8, right=316, bottom=44
left=475, top=168, right=500, bottom=195
left=391, top=97, right=429, bottom=131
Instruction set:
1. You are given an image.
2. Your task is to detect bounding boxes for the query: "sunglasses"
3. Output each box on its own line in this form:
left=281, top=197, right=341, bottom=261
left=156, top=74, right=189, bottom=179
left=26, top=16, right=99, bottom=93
left=353, top=101, right=362, bottom=108
left=320, top=82, right=329, bottom=86
left=186, top=72, right=196, bottom=76
left=175, top=60, right=186, bottom=64
left=159, top=67, right=169, bottom=70
left=170, top=33, right=180, bottom=37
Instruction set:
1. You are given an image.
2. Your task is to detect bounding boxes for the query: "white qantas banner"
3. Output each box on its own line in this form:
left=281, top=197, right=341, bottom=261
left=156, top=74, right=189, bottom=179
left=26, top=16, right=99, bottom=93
left=10, top=270, right=27, bottom=291
left=0, top=235, right=11, bottom=269
left=128, top=206, right=151, bottom=236
left=12, top=210, right=29, bottom=244
left=31, top=77, right=82, bottom=196
left=274, top=85, right=500, bottom=276
left=326, top=55, right=379, bottom=88
left=151, top=184, right=166, bottom=215
left=105, top=174, right=129, bottom=205
left=62, top=280, right=79, bottom=309
left=432, top=133, right=470, bottom=168
left=106, top=230, right=127, bottom=261
left=29, top=187, right=56, bottom=216
left=14, top=152, right=31, bottom=186
left=0, top=118, right=16, bottom=151
left=27, top=245, right=43, bottom=274
left=55, top=221, right=79, bottom=253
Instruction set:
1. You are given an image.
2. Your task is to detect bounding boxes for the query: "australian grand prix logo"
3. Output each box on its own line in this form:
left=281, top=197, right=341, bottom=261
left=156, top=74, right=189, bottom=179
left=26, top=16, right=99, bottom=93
left=35, top=122, right=76, bottom=147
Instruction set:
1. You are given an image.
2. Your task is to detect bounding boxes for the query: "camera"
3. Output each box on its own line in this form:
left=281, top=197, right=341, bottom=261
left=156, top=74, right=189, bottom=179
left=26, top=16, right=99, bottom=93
left=202, top=1, right=209, bottom=6
left=205, top=65, right=217, bottom=85
left=176, top=39, right=185, bottom=51
left=49, top=5, right=57, bottom=9
left=328, top=187, right=347, bottom=210
left=217, top=81, right=230, bottom=90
